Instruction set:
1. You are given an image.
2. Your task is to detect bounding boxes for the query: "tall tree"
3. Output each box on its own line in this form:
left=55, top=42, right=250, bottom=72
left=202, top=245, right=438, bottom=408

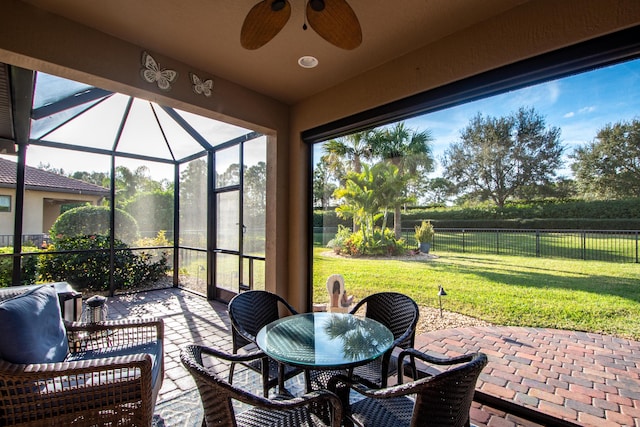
left=371, top=122, right=434, bottom=238
left=424, top=177, right=457, bottom=205
left=571, top=119, right=640, bottom=199
left=324, top=131, right=376, bottom=231
left=244, top=161, right=267, bottom=213
left=442, top=107, right=563, bottom=208
left=179, top=159, right=208, bottom=245
left=313, top=156, right=337, bottom=209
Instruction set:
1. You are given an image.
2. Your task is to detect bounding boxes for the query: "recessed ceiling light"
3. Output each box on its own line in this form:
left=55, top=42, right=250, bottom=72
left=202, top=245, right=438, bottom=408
left=298, top=56, right=319, bottom=69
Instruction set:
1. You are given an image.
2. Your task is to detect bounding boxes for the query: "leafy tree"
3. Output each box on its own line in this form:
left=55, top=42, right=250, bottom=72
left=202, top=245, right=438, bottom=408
left=180, top=158, right=207, bottom=244
left=424, top=177, right=457, bottom=205
left=70, top=170, right=110, bottom=187
left=218, top=163, right=241, bottom=187
left=313, top=157, right=337, bottom=209
left=114, top=165, right=161, bottom=206
left=442, top=107, right=563, bottom=208
left=371, top=122, right=434, bottom=237
left=122, top=190, right=174, bottom=236
left=571, top=119, right=640, bottom=199
left=244, top=161, right=266, bottom=214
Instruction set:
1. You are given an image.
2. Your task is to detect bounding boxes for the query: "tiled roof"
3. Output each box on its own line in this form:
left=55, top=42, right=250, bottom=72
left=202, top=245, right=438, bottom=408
left=0, top=157, right=109, bottom=196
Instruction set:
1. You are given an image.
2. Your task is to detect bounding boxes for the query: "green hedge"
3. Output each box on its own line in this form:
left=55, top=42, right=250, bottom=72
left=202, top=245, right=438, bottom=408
left=0, top=247, right=39, bottom=287
left=50, top=205, right=139, bottom=243
left=315, top=198, right=640, bottom=230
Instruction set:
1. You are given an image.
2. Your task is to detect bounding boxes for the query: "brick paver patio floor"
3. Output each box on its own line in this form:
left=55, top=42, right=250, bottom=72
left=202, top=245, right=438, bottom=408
left=106, top=287, right=640, bottom=427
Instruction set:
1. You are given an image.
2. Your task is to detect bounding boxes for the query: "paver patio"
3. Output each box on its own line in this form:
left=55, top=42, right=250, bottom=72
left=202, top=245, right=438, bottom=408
left=106, top=287, right=640, bottom=427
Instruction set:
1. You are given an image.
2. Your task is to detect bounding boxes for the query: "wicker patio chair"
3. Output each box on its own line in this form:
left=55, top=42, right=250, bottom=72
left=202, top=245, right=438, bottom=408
left=328, top=350, right=488, bottom=427
left=0, top=317, right=164, bottom=426
left=228, top=290, right=306, bottom=396
left=181, top=344, right=343, bottom=427
left=348, top=292, right=419, bottom=388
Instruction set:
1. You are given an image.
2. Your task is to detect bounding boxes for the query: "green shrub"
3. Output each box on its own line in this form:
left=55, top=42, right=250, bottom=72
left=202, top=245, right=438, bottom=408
left=50, top=205, right=139, bottom=243
left=0, top=246, right=39, bottom=287
left=134, top=230, right=171, bottom=248
left=39, top=235, right=169, bottom=291
left=414, top=220, right=434, bottom=243
left=328, top=226, right=407, bottom=256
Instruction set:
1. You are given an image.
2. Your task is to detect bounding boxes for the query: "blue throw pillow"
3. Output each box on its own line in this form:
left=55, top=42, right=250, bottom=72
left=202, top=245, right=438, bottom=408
left=0, top=285, right=68, bottom=364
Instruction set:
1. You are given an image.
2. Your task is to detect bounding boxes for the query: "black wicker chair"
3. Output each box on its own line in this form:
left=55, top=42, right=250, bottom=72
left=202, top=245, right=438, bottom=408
left=181, top=345, right=343, bottom=427
left=228, top=290, right=306, bottom=396
left=328, top=350, right=488, bottom=427
left=348, top=292, right=419, bottom=388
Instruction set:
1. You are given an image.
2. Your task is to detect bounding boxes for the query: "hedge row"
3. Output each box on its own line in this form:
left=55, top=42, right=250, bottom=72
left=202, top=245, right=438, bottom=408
left=315, top=198, right=640, bottom=230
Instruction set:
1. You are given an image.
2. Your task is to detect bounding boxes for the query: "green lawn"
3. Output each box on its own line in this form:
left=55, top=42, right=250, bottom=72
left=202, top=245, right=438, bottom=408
left=313, top=248, right=640, bottom=340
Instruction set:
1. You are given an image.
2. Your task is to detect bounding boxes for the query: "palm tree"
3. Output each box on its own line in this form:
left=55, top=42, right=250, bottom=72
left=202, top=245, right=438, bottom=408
left=371, top=122, right=434, bottom=238
left=324, top=131, right=376, bottom=231
left=333, top=166, right=381, bottom=246
left=323, top=131, right=375, bottom=180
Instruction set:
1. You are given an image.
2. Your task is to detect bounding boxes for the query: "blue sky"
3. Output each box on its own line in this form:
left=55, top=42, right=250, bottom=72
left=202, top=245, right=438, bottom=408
left=316, top=57, right=640, bottom=178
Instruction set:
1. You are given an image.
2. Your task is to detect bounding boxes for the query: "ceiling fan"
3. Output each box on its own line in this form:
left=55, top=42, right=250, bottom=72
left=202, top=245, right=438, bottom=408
left=241, top=0, right=362, bottom=50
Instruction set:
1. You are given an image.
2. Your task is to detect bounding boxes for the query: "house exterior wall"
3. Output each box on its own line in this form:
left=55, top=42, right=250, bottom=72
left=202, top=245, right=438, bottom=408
left=0, top=188, right=15, bottom=237
left=0, top=187, right=102, bottom=236
left=0, top=0, right=638, bottom=309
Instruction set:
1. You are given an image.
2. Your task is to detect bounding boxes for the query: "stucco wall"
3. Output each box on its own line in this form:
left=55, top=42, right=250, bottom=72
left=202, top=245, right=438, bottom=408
left=0, top=188, right=102, bottom=236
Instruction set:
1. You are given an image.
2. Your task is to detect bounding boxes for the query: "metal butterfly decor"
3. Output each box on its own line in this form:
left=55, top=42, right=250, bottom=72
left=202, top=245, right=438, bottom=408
left=140, top=51, right=178, bottom=91
left=190, top=72, right=213, bottom=97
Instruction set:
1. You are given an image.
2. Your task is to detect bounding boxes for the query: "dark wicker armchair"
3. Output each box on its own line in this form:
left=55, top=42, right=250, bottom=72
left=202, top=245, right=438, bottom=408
left=228, top=290, right=306, bottom=396
left=348, top=292, right=419, bottom=388
left=181, top=344, right=343, bottom=427
left=0, top=317, right=164, bottom=426
left=0, top=284, right=163, bottom=426
left=328, top=350, right=488, bottom=427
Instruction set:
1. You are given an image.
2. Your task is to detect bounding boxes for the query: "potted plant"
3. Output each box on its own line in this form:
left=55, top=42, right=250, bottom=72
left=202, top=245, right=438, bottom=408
left=414, top=220, right=434, bottom=253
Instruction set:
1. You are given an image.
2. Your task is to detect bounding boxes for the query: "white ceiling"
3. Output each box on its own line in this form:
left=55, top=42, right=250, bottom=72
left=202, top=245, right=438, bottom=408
left=22, top=0, right=529, bottom=105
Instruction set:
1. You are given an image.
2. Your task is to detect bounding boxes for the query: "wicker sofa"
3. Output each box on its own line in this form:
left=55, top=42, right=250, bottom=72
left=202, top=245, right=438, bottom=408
left=0, top=284, right=164, bottom=426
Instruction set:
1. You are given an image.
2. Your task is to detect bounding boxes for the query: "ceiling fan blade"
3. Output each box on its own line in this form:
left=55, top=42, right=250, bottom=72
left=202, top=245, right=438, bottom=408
left=306, top=0, right=362, bottom=50
left=241, top=0, right=291, bottom=50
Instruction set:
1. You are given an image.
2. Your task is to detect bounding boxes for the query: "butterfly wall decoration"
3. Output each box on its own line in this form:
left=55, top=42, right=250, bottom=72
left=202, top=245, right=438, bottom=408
left=190, top=73, right=213, bottom=97
left=140, top=51, right=178, bottom=91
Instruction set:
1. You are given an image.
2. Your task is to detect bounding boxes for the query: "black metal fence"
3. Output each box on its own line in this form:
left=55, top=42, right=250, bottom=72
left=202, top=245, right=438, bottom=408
left=315, top=227, right=640, bottom=263
left=431, top=228, right=640, bottom=263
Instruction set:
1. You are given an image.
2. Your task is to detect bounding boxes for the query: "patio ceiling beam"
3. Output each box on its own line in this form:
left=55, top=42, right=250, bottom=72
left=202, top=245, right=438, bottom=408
left=9, top=66, right=34, bottom=145
left=31, top=87, right=112, bottom=120
left=29, top=138, right=178, bottom=165
left=9, top=66, right=34, bottom=285
left=160, top=106, right=213, bottom=151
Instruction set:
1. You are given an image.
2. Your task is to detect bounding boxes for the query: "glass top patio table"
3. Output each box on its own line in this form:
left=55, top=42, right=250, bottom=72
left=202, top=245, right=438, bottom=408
left=256, top=312, right=394, bottom=369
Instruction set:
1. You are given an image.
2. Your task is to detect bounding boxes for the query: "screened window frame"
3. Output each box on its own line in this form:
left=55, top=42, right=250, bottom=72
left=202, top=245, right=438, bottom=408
left=303, top=25, right=640, bottom=307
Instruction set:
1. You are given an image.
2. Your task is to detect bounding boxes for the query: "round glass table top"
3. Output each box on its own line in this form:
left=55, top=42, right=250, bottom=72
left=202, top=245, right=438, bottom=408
left=256, top=312, right=394, bottom=369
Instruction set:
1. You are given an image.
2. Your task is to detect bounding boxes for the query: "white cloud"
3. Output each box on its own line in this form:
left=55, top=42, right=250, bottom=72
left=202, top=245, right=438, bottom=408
left=578, top=106, right=596, bottom=114
left=563, top=112, right=575, bottom=118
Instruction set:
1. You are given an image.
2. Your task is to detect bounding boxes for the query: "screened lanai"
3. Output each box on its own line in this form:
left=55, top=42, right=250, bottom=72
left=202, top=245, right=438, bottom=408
left=0, top=67, right=267, bottom=301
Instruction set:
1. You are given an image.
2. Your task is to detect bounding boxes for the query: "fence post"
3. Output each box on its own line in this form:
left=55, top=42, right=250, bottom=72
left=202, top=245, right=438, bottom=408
left=462, top=229, right=466, bottom=253
left=581, top=231, right=586, bottom=260
left=636, top=231, right=639, bottom=264
left=536, top=230, right=540, bottom=257
left=496, top=230, right=500, bottom=255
